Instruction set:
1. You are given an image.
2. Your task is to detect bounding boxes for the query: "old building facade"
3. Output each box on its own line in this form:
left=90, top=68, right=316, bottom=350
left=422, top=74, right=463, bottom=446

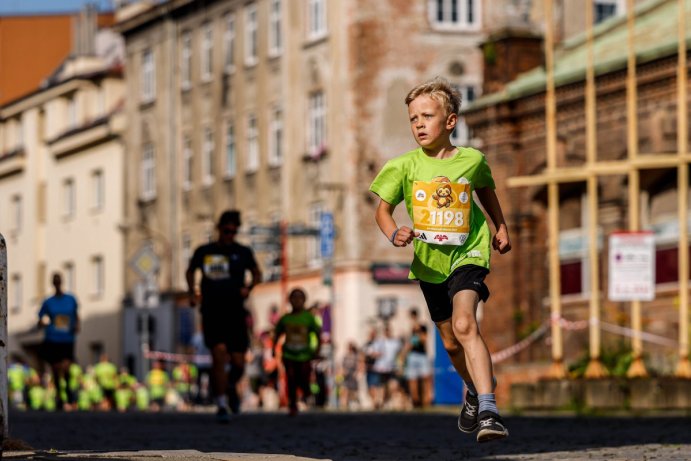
left=0, top=40, right=126, bottom=367
left=113, top=0, right=644, bottom=370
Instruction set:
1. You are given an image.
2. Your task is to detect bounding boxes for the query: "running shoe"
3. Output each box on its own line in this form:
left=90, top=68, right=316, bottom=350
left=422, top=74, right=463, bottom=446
left=476, top=411, right=509, bottom=443
left=457, top=392, right=479, bottom=433
left=216, top=406, right=230, bottom=424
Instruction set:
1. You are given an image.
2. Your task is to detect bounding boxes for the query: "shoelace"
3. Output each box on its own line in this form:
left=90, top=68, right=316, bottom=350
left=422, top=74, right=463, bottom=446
left=463, top=402, right=478, bottom=417
left=479, top=419, right=495, bottom=428
left=479, top=418, right=505, bottom=430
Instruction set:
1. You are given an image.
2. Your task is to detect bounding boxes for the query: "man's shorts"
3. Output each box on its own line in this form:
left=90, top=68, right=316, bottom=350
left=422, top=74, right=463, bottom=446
left=201, top=310, right=249, bottom=353
left=40, top=341, right=75, bottom=364
left=405, top=351, right=432, bottom=380
left=419, top=264, right=490, bottom=323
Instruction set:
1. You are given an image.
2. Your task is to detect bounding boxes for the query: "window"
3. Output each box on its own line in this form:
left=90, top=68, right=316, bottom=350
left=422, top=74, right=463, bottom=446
left=181, top=31, right=192, bottom=89
left=246, top=115, right=259, bottom=173
left=201, top=22, right=213, bottom=81
left=67, top=96, right=77, bottom=129
left=16, top=116, right=24, bottom=147
left=450, top=85, right=477, bottom=145
left=651, top=216, right=691, bottom=284
left=430, top=0, right=481, bottom=30
left=97, top=88, right=106, bottom=115
left=141, top=48, right=155, bottom=102
left=245, top=3, right=258, bottom=66
left=63, top=262, right=75, bottom=293
left=595, top=0, right=624, bottom=23
left=10, top=195, right=21, bottom=233
left=91, top=169, right=104, bottom=211
left=268, top=0, right=282, bottom=56
left=182, top=136, right=193, bottom=190
left=224, top=123, right=237, bottom=178
left=10, top=274, right=21, bottom=314
left=91, top=255, right=104, bottom=297
left=63, top=178, right=75, bottom=218
left=269, top=107, right=283, bottom=167
left=181, top=234, right=192, bottom=272
left=307, top=0, right=327, bottom=40
left=308, top=203, right=324, bottom=265
left=202, top=127, right=214, bottom=185
left=141, top=142, right=156, bottom=201
left=308, top=91, right=326, bottom=156
left=224, top=13, right=236, bottom=72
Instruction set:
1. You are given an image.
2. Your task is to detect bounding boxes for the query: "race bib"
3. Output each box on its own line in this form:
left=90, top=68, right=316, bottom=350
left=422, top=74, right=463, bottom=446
left=203, top=255, right=230, bottom=280
left=284, top=324, right=309, bottom=350
left=54, top=314, right=71, bottom=332
left=412, top=178, right=471, bottom=246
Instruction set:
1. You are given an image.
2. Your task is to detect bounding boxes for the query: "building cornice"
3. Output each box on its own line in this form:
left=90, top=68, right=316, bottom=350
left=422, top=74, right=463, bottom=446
left=0, top=147, right=26, bottom=179
left=0, top=67, right=122, bottom=118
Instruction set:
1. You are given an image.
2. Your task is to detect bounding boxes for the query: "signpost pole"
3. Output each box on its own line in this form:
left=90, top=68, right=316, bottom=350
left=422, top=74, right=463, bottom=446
left=280, top=220, right=288, bottom=314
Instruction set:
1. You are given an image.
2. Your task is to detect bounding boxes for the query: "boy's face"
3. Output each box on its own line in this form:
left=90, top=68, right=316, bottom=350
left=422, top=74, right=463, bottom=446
left=408, top=94, right=457, bottom=150
left=289, top=290, right=306, bottom=310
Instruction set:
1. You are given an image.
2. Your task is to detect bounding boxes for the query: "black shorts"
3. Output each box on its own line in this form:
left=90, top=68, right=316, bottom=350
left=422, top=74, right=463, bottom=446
left=419, top=264, right=490, bottom=323
left=201, top=313, right=249, bottom=353
left=40, top=341, right=75, bottom=364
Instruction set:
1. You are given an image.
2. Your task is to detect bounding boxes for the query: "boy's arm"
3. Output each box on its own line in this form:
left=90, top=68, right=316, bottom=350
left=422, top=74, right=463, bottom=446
left=375, top=199, right=415, bottom=247
left=475, top=187, right=511, bottom=254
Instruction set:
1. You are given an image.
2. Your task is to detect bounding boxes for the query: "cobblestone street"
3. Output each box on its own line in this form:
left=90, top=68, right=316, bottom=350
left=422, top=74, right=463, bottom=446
left=6, top=409, right=691, bottom=460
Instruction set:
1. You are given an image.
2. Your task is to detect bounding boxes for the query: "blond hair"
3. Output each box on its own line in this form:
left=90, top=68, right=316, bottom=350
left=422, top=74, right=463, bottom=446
left=405, top=77, right=462, bottom=116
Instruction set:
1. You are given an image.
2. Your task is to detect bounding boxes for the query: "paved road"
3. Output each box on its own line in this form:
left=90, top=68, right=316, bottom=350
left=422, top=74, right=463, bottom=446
left=6, top=409, right=691, bottom=460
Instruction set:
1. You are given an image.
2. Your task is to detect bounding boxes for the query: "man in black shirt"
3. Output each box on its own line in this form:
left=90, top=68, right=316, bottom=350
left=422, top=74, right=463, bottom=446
left=186, top=210, right=261, bottom=422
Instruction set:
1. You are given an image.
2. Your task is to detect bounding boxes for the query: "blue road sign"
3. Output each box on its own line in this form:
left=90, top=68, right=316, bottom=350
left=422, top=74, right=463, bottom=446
left=320, top=212, right=334, bottom=259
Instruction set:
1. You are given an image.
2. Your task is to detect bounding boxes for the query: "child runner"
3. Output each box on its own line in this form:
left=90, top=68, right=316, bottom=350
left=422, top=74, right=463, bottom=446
left=273, top=288, right=321, bottom=416
left=369, top=77, right=511, bottom=442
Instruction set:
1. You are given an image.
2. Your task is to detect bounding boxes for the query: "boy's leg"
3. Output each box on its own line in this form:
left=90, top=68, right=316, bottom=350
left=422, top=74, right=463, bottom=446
left=450, top=290, right=493, bottom=394
left=451, top=289, right=508, bottom=442
left=434, top=320, right=473, bottom=385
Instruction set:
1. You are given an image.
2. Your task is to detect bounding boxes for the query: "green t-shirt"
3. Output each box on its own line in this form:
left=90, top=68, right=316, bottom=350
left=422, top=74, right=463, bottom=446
left=369, top=147, right=496, bottom=283
left=94, top=361, right=118, bottom=390
left=276, top=310, right=321, bottom=362
left=8, top=365, right=26, bottom=391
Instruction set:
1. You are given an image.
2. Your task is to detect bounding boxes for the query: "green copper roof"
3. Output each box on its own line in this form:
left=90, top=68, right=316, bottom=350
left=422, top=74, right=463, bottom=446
left=467, top=0, right=691, bottom=111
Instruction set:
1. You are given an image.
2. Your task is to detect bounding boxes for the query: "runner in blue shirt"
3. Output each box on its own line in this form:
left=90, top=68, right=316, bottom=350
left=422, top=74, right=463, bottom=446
left=38, top=272, right=79, bottom=411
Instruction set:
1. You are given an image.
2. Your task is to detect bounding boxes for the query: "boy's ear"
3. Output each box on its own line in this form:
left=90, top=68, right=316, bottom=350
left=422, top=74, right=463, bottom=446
left=446, top=113, right=458, bottom=130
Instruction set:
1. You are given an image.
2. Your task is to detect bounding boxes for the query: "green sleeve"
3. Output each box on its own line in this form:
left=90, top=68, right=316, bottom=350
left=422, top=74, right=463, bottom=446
left=311, top=315, right=321, bottom=336
left=473, top=151, right=495, bottom=190
left=369, top=159, right=404, bottom=205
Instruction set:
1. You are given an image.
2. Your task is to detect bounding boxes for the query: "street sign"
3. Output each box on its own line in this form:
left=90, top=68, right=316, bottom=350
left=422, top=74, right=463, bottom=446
left=320, top=211, right=334, bottom=259
left=608, top=231, right=655, bottom=301
left=251, top=240, right=282, bottom=253
left=129, top=245, right=160, bottom=279
left=248, top=224, right=281, bottom=236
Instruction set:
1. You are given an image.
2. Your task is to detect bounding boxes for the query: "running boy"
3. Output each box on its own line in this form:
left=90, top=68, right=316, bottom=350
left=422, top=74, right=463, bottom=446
left=369, top=77, right=511, bottom=442
left=273, top=288, right=321, bottom=416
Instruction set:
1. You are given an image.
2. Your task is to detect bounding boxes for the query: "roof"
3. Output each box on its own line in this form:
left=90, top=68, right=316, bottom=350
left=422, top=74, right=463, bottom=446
left=467, top=0, right=691, bottom=112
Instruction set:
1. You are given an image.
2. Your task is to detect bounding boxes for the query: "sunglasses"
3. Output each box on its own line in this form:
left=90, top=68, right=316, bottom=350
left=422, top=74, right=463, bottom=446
left=222, top=227, right=238, bottom=235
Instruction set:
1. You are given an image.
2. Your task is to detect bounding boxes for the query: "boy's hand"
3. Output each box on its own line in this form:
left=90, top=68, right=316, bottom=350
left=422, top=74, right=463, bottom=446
left=492, top=225, right=511, bottom=254
left=392, top=226, right=416, bottom=247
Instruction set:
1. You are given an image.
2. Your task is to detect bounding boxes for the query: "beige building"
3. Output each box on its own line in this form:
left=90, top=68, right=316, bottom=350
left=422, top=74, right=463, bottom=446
left=113, top=0, right=635, bottom=364
left=0, top=22, right=126, bottom=367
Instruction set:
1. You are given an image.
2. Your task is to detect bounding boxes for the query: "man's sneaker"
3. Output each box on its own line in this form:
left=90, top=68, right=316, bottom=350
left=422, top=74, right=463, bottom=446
left=215, top=406, right=230, bottom=424
left=476, top=411, right=509, bottom=443
left=458, top=393, right=479, bottom=433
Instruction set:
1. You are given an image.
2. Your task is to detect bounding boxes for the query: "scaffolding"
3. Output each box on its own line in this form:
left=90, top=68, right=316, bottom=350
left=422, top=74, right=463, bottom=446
left=507, top=0, right=690, bottom=378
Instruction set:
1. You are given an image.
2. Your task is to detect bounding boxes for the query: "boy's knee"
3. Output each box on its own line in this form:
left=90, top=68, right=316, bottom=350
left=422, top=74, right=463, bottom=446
left=452, top=313, right=478, bottom=340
